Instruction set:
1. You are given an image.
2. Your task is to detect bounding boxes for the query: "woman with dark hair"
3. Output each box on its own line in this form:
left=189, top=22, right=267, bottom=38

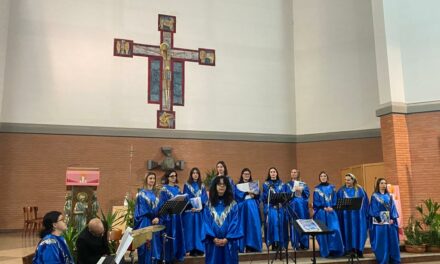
left=261, top=167, right=288, bottom=250
left=32, top=211, right=74, bottom=264
left=286, top=168, right=310, bottom=250
left=202, top=176, right=242, bottom=264
left=313, top=171, right=344, bottom=257
left=215, top=161, right=234, bottom=185
left=235, top=168, right=262, bottom=252
left=134, top=172, right=161, bottom=264
left=159, top=169, right=186, bottom=263
left=182, top=167, right=208, bottom=256
left=336, top=173, right=369, bottom=257
left=369, top=178, right=400, bottom=264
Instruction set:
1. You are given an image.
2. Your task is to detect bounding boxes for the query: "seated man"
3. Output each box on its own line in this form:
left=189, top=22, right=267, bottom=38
left=76, top=218, right=110, bottom=264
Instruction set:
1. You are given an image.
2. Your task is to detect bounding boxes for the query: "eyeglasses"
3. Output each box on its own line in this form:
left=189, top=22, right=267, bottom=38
left=56, top=217, right=65, bottom=223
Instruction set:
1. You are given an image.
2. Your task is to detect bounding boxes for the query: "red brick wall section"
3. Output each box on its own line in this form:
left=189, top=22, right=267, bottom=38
left=0, top=133, right=297, bottom=229
left=0, top=133, right=384, bottom=230
left=380, top=114, right=413, bottom=226
left=406, top=112, right=440, bottom=218
left=296, top=138, right=384, bottom=191
left=380, top=111, right=440, bottom=227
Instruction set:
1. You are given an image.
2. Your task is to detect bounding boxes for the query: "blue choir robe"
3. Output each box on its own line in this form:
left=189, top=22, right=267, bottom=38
left=134, top=188, right=161, bottom=264
left=235, top=183, right=263, bottom=252
left=313, top=184, right=344, bottom=257
left=32, top=234, right=74, bottom=264
left=286, top=180, right=310, bottom=249
left=159, top=185, right=186, bottom=262
left=202, top=200, right=243, bottom=264
left=336, top=186, right=369, bottom=254
left=261, top=180, right=289, bottom=249
left=369, top=192, right=401, bottom=264
left=182, top=182, right=208, bottom=254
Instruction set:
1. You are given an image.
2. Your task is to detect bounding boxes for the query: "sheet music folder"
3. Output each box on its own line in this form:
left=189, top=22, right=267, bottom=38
left=335, top=197, right=362, bottom=211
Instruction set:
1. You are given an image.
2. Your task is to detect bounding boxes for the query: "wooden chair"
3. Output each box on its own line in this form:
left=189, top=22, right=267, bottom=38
left=22, top=252, right=35, bottom=264
left=22, top=206, right=34, bottom=236
left=32, top=206, right=43, bottom=234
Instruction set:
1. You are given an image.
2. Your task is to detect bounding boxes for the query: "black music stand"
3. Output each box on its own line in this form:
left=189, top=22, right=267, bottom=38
left=158, top=199, right=188, bottom=264
left=295, top=219, right=333, bottom=264
left=335, top=197, right=363, bottom=264
left=267, top=192, right=292, bottom=264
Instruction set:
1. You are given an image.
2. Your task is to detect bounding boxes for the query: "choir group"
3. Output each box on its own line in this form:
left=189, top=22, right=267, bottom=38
left=135, top=161, right=402, bottom=264
left=31, top=160, right=400, bottom=264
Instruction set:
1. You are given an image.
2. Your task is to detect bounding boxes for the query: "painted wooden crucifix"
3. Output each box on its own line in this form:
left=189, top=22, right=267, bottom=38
left=113, top=14, right=215, bottom=129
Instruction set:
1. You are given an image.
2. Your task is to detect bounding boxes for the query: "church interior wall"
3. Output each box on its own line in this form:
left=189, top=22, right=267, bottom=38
left=0, top=0, right=10, bottom=119
left=0, top=132, right=385, bottom=230
left=0, top=0, right=296, bottom=134
left=382, top=0, right=440, bottom=104
left=292, top=0, right=381, bottom=135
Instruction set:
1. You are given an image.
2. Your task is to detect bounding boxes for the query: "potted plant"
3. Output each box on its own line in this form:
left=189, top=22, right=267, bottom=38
left=404, top=216, right=426, bottom=253
left=63, top=221, right=80, bottom=261
left=203, top=168, right=216, bottom=190
left=100, top=209, right=124, bottom=254
left=416, top=198, right=440, bottom=252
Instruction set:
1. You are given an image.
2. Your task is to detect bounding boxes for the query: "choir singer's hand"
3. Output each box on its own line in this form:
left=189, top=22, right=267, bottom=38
left=152, top=217, right=159, bottom=225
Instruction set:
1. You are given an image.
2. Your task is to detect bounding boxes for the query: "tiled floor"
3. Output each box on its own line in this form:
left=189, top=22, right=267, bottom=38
left=0, top=232, right=37, bottom=264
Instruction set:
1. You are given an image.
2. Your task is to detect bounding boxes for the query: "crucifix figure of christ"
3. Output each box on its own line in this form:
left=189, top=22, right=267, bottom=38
left=113, top=14, right=216, bottom=129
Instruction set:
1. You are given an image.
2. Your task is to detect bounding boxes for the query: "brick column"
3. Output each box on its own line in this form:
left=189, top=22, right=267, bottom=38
left=380, top=113, right=412, bottom=225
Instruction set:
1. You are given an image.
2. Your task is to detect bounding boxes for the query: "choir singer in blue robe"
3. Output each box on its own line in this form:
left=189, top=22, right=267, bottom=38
left=202, top=175, right=243, bottom=264
left=336, top=173, right=369, bottom=257
left=285, top=168, right=310, bottom=250
left=235, top=168, right=262, bottom=252
left=159, top=170, right=186, bottom=263
left=182, top=167, right=208, bottom=256
left=134, top=172, right=162, bottom=264
left=32, top=211, right=74, bottom=264
left=369, top=178, right=401, bottom=264
left=313, top=171, right=344, bottom=258
left=262, top=167, right=289, bottom=250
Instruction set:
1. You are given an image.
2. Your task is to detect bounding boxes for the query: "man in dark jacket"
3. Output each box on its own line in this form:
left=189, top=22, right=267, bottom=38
left=76, top=218, right=110, bottom=264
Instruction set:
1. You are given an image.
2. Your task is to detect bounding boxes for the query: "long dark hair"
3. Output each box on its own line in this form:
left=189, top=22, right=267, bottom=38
left=265, top=167, right=280, bottom=181
left=163, top=169, right=178, bottom=184
left=187, top=167, right=202, bottom=188
left=209, top=176, right=234, bottom=206
left=374, top=178, right=388, bottom=193
left=40, top=211, right=62, bottom=238
left=216, top=161, right=228, bottom=176
left=238, top=168, right=253, bottom=183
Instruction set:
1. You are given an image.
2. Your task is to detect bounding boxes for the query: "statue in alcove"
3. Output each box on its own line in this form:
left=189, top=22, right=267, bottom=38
left=64, top=192, right=72, bottom=225
left=74, top=192, right=88, bottom=231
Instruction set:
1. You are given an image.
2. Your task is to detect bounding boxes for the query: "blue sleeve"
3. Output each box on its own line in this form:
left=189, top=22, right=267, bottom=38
left=313, top=188, right=323, bottom=211
left=262, top=183, right=269, bottom=215
left=226, top=204, right=243, bottom=240
left=331, top=186, right=337, bottom=207
left=235, top=188, right=246, bottom=203
left=368, top=195, right=380, bottom=218
left=134, top=192, right=154, bottom=225
left=182, top=184, right=191, bottom=198
left=302, top=184, right=310, bottom=200
left=201, top=187, right=208, bottom=205
left=202, top=207, right=215, bottom=242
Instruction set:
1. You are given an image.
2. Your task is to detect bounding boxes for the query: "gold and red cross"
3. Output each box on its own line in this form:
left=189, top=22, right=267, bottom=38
left=113, top=14, right=215, bottom=129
